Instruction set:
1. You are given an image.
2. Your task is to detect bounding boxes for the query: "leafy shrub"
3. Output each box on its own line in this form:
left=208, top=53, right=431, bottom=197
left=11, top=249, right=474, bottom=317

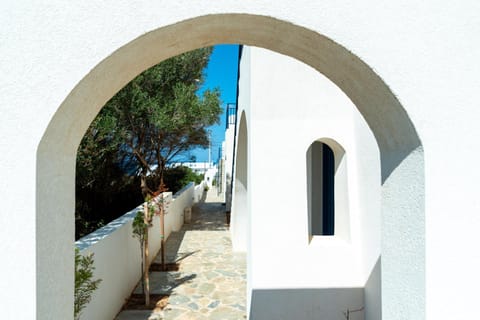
left=74, top=248, right=102, bottom=320
left=163, top=165, right=205, bottom=194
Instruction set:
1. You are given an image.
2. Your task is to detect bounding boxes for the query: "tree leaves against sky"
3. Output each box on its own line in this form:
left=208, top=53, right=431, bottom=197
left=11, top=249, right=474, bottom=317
left=77, top=47, right=222, bottom=196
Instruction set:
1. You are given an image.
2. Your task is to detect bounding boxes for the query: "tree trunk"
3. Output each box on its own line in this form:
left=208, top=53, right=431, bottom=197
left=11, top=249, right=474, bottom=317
left=157, top=171, right=167, bottom=271
left=154, top=153, right=166, bottom=191
left=143, top=202, right=150, bottom=306
left=160, top=194, right=166, bottom=271
left=140, top=242, right=145, bottom=294
left=140, top=174, right=153, bottom=198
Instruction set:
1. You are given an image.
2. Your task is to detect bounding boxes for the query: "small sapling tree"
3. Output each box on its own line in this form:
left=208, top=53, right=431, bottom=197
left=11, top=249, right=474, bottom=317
left=132, top=196, right=160, bottom=306
left=74, top=248, right=102, bottom=320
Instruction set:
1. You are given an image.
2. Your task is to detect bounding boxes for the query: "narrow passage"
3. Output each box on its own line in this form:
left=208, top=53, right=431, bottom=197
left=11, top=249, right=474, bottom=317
left=116, top=188, right=246, bottom=320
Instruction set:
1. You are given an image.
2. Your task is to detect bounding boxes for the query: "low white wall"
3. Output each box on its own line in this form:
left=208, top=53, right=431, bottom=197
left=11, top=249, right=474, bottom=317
left=75, top=181, right=204, bottom=320
left=194, top=181, right=206, bottom=203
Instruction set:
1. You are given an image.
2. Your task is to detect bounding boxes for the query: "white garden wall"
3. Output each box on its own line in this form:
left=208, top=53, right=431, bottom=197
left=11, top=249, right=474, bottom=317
left=75, top=182, right=203, bottom=320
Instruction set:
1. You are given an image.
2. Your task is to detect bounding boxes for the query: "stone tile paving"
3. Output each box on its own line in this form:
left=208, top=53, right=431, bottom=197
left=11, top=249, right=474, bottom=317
left=116, top=188, right=246, bottom=320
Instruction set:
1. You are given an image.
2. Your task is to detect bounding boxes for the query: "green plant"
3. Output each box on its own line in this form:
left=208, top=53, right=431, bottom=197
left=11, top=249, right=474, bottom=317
left=163, top=165, right=205, bottom=194
left=132, top=209, right=149, bottom=295
left=75, top=47, right=221, bottom=238
left=132, top=198, right=159, bottom=306
left=132, top=210, right=149, bottom=242
left=74, top=248, right=102, bottom=320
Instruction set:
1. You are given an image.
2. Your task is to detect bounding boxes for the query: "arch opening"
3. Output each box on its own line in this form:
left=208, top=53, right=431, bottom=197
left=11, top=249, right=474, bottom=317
left=307, top=139, right=349, bottom=239
left=36, top=13, right=424, bottom=319
left=231, top=111, right=248, bottom=252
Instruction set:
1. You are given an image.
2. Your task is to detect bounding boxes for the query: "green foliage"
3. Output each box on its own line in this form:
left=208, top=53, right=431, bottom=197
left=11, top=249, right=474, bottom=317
left=74, top=248, right=102, bottom=320
left=75, top=110, right=142, bottom=239
left=94, top=47, right=222, bottom=183
left=163, top=165, right=205, bottom=194
left=132, top=210, right=149, bottom=243
left=131, top=196, right=160, bottom=244
left=76, top=47, right=221, bottom=237
left=131, top=200, right=158, bottom=299
left=75, top=179, right=142, bottom=239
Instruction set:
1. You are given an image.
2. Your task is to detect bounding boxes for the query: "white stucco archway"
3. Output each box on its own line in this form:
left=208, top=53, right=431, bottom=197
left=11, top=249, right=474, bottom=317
left=36, top=14, right=424, bottom=319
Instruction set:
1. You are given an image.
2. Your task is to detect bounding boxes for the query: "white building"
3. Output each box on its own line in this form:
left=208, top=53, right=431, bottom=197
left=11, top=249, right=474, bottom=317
left=220, top=104, right=238, bottom=208
left=1, top=2, right=479, bottom=319
left=169, top=162, right=218, bottom=188
left=229, top=46, right=381, bottom=319
left=168, top=161, right=213, bottom=173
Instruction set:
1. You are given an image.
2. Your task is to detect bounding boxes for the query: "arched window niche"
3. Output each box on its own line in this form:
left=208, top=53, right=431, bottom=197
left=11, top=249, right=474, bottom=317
left=306, top=138, right=350, bottom=242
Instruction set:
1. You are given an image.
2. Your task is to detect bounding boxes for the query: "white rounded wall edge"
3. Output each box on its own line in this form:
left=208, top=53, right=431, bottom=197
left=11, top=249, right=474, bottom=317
left=230, top=111, right=249, bottom=253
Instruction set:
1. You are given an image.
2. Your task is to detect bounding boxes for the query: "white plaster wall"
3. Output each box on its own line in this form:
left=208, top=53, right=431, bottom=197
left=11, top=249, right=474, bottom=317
left=250, top=288, right=365, bottom=320
left=230, top=46, right=252, bottom=255
left=75, top=183, right=199, bottom=320
left=1, top=1, right=479, bottom=319
left=350, top=91, right=383, bottom=320
left=231, top=112, right=249, bottom=253
left=224, top=125, right=236, bottom=209
left=237, top=46, right=382, bottom=319
left=245, top=47, right=380, bottom=291
left=76, top=210, right=142, bottom=320
left=232, top=47, right=253, bottom=312
left=194, top=181, right=206, bottom=202
left=203, top=167, right=217, bottom=188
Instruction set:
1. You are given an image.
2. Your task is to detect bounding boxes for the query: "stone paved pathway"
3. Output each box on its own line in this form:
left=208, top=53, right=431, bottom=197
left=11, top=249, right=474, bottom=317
left=116, top=188, right=246, bottom=320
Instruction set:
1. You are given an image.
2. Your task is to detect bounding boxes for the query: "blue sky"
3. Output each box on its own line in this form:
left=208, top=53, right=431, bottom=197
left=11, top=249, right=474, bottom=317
left=187, top=44, right=239, bottom=163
